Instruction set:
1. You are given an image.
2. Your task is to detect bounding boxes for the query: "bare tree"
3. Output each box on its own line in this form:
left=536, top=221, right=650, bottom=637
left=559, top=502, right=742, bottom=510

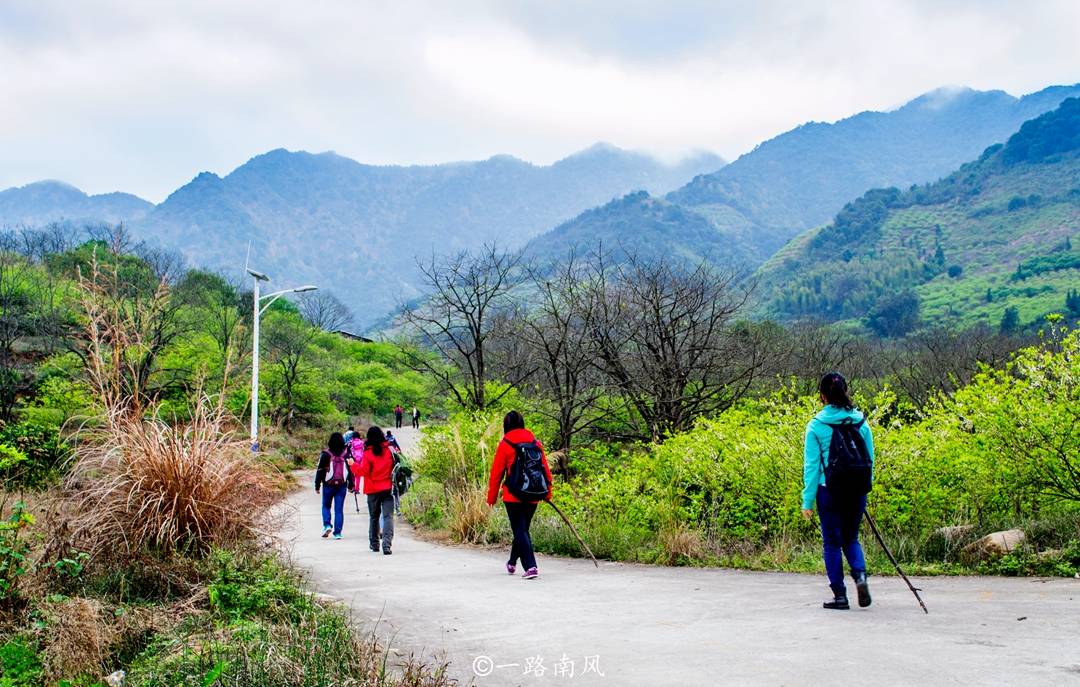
left=885, top=325, right=1026, bottom=407
left=582, top=253, right=765, bottom=441
left=766, top=320, right=869, bottom=394
left=519, top=252, right=609, bottom=468
left=73, top=237, right=194, bottom=415
left=401, top=245, right=525, bottom=410
left=300, top=291, right=354, bottom=332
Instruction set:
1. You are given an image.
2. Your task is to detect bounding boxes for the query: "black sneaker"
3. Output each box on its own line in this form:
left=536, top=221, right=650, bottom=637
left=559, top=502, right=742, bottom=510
left=370, top=543, right=379, bottom=552
left=854, top=572, right=872, bottom=608
left=383, top=548, right=392, bottom=555
left=823, top=594, right=850, bottom=610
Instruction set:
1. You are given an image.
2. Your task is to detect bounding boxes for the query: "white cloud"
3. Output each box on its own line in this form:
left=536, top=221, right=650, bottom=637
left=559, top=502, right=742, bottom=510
left=0, top=0, right=1078, bottom=201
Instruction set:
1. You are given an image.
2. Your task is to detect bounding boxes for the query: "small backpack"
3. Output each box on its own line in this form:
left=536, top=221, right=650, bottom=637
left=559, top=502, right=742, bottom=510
left=324, top=450, right=347, bottom=487
left=502, top=439, right=550, bottom=501
left=821, top=420, right=873, bottom=497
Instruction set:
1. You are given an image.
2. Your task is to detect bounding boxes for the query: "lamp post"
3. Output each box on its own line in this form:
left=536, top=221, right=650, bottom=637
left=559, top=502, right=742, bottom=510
left=247, top=267, right=316, bottom=452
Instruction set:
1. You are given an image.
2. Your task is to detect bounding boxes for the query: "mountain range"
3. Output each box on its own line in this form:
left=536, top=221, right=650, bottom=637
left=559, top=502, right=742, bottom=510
left=0, top=181, right=152, bottom=226
left=0, top=145, right=723, bottom=326
left=529, top=83, right=1080, bottom=270
left=4, top=82, right=1079, bottom=331
left=753, top=96, right=1080, bottom=334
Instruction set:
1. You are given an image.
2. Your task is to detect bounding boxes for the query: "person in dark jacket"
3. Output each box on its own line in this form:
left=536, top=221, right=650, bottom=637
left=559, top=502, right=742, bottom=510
left=802, top=372, right=875, bottom=610
left=352, top=426, right=396, bottom=554
left=315, top=431, right=352, bottom=540
left=486, top=411, right=553, bottom=579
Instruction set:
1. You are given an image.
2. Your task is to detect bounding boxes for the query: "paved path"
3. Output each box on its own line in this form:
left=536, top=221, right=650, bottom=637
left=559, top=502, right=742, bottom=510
left=279, top=426, right=1080, bottom=686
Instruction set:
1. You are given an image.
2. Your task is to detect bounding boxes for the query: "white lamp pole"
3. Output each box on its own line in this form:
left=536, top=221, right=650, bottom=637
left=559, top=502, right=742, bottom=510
left=247, top=267, right=316, bottom=452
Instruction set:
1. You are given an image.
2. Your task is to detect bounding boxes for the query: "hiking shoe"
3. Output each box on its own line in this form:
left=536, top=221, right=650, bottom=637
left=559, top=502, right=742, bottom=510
left=854, top=572, right=872, bottom=608
left=370, top=543, right=379, bottom=552
left=506, top=563, right=516, bottom=575
left=333, top=534, right=342, bottom=540
left=322, top=527, right=332, bottom=538
left=522, top=567, right=538, bottom=579
left=823, top=594, right=850, bottom=610
left=383, top=548, right=392, bottom=555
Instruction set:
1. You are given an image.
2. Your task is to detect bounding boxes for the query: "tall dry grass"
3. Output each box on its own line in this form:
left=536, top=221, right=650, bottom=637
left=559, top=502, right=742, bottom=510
left=62, top=252, right=277, bottom=558
left=64, top=398, right=277, bottom=557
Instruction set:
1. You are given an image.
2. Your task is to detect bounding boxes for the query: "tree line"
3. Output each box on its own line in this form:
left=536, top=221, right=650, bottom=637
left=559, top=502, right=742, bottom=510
left=400, top=244, right=1035, bottom=461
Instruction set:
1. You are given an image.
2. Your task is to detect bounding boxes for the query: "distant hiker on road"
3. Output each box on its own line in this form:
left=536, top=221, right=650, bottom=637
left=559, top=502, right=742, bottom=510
left=394, top=404, right=404, bottom=428
left=352, top=426, right=396, bottom=555
left=802, top=372, right=875, bottom=610
left=315, top=431, right=353, bottom=540
left=487, top=411, right=553, bottom=580
left=386, top=430, right=401, bottom=452
left=411, top=406, right=420, bottom=429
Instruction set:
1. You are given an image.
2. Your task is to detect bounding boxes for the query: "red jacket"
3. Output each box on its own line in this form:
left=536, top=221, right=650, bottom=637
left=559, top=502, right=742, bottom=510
left=486, top=428, right=554, bottom=505
left=351, top=442, right=394, bottom=494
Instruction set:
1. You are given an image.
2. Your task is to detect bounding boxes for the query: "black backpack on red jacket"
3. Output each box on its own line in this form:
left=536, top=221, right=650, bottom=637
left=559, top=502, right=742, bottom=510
left=503, top=439, right=550, bottom=501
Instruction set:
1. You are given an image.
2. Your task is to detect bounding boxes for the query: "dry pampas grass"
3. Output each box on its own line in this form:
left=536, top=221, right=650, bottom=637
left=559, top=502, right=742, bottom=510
left=64, top=397, right=278, bottom=558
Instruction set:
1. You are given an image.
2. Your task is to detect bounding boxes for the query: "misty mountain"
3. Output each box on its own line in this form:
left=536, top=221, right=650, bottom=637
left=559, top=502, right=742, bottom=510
left=0, top=181, right=152, bottom=226
left=1, top=145, right=723, bottom=328
left=532, top=83, right=1080, bottom=270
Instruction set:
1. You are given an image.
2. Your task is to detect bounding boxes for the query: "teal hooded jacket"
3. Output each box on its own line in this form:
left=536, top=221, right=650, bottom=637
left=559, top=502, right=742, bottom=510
left=802, top=405, right=875, bottom=510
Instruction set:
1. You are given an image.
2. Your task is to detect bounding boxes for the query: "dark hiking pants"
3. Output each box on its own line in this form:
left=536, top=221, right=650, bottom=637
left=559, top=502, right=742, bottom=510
left=367, top=490, right=395, bottom=550
left=505, top=501, right=538, bottom=570
left=817, top=485, right=867, bottom=594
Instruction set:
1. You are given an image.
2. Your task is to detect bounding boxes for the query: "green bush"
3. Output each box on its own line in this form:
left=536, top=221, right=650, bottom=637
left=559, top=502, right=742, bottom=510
left=0, top=419, right=69, bottom=489
left=406, top=331, right=1080, bottom=575
left=0, top=636, right=43, bottom=687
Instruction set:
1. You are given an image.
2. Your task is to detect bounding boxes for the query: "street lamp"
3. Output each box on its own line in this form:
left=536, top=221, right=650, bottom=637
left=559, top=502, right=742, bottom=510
left=247, top=267, right=317, bottom=452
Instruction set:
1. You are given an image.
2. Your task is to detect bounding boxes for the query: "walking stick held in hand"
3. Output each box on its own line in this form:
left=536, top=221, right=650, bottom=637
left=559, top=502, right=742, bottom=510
left=864, top=511, right=928, bottom=614
left=545, top=499, right=599, bottom=568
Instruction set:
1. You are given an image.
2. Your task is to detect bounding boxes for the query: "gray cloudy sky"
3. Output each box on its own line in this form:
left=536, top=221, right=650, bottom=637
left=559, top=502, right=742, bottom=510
left=2, top=0, right=1079, bottom=201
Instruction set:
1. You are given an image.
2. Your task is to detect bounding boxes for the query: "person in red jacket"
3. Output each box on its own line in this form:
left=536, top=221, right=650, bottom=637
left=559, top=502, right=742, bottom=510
left=486, top=410, right=553, bottom=579
left=351, top=426, right=396, bottom=554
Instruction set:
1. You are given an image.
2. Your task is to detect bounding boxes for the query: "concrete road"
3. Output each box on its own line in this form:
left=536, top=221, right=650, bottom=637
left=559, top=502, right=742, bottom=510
left=280, top=426, right=1080, bottom=686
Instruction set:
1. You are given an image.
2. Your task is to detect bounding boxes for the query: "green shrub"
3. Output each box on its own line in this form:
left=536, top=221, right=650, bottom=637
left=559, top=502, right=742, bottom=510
left=0, top=502, right=34, bottom=606
left=206, top=549, right=314, bottom=624
left=0, top=419, right=69, bottom=489
left=0, top=636, right=43, bottom=687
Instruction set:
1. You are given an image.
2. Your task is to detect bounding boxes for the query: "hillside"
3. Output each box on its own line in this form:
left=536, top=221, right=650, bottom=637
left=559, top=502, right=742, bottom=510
left=532, top=84, right=1080, bottom=270
left=136, top=145, right=723, bottom=327
left=524, top=190, right=757, bottom=269
left=754, top=97, right=1080, bottom=334
left=0, top=180, right=152, bottom=226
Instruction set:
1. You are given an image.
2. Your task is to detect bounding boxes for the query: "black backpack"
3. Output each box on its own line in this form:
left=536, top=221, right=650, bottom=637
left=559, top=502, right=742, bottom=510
left=503, top=439, right=550, bottom=501
left=821, top=420, right=873, bottom=498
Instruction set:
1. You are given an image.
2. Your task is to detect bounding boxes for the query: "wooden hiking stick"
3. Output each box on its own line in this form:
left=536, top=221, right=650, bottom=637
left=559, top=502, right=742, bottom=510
left=864, top=511, right=928, bottom=614
left=545, top=499, right=599, bottom=568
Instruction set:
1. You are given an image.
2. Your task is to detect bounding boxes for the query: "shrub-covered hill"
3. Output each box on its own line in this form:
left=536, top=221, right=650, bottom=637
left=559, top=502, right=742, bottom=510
left=524, top=190, right=758, bottom=269
left=754, top=97, right=1080, bottom=334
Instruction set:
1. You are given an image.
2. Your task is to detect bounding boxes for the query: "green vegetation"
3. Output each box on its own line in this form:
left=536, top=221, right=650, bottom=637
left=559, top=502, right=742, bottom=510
left=405, top=327, right=1080, bottom=577
left=756, top=97, right=1080, bottom=333
left=0, top=228, right=448, bottom=685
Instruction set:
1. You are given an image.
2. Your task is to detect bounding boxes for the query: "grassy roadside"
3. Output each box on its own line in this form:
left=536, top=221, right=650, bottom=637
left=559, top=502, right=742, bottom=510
left=1, top=416, right=456, bottom=687
left=405, top=486, right=1080, bottom=578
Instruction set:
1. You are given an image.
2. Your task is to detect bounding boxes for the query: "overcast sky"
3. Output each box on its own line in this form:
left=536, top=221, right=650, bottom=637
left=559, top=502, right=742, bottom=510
left=2, top=0, right=1079, bottom=202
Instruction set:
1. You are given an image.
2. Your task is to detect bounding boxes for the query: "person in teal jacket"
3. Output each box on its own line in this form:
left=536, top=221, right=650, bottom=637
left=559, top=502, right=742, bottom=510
left=801, top=372, right=874, bottom=610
